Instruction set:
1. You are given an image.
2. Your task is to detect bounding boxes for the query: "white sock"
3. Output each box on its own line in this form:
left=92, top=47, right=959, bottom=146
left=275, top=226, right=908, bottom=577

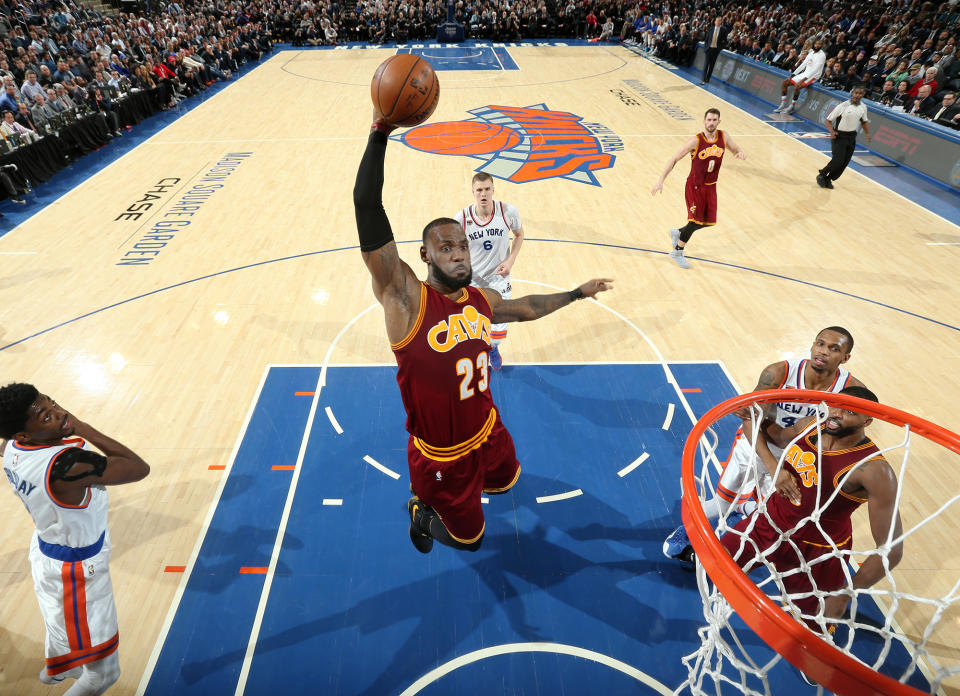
left=737, top=500, right=758, bottom=517
left=701, top=496, right=735, bottom=521
left=779, top=95, right=787, bottom=103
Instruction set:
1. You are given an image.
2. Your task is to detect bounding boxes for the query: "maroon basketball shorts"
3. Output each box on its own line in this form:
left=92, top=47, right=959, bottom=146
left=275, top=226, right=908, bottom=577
left=721, top=514, right=849, bottom=633
left=685, top=179, right=718, bottom=225
left=407, top=418, right=521, bottom=544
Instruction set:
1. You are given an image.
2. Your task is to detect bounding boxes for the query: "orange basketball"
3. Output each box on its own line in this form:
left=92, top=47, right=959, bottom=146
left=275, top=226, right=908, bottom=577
left=402, top=121, right=522, bottom=155
left=371, top=54, right=440, bottom=128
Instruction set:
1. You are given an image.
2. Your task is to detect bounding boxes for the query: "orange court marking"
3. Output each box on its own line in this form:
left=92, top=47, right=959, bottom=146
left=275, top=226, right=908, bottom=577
left=681, top=388, right=702, bottom=393
left=239, top=567, right=268, bottom=574
left=208, top=465, right=226, bottom=470
left=271, top=465, right=296, bottom=470
left=164, top=566, right=186, bottom=573
left=294, top=391, right=315, bottom=396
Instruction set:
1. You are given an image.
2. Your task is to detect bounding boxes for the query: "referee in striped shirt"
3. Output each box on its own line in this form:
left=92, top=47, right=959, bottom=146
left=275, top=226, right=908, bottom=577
left=817, top=84, right=871, bottom=189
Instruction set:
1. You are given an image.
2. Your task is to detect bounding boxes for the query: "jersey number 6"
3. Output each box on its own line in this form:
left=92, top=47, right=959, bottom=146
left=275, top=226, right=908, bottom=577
left=456, top=352, right=490, bottom=400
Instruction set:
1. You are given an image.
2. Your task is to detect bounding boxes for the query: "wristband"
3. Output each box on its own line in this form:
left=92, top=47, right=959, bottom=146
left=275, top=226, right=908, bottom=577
left=569, top=287, right=584, bottom=301
left=371, top=121, right=393, bottom=135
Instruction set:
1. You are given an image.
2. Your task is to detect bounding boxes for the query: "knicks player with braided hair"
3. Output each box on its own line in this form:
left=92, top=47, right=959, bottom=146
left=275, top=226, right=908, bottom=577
left=355, top=115, right=612, bottom=555
left=0, top=383, right=149, bottom=694
left=453, top=172, right=525, bottom=370
left=651, top=107, right=746, bottom=270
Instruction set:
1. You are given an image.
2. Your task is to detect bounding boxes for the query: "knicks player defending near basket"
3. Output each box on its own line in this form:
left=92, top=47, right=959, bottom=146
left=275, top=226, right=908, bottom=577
left=0, top=383, right=149, bottom=695
left=651, top=108, right=746, bottom=270
left=454, top=172, right=525, bottom=370
left=664, top=326, right=865, bottom=561
left=774, top=39, right=827, bottom=115
left=722, top=385, right=903, bottom=635
left=354, top=118, right=612, bottom=555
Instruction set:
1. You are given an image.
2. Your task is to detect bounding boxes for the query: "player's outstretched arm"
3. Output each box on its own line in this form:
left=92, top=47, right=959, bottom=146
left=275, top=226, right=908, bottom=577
left=482, top=278, right=612, bottom=323
left=725, top=133, right=747, bottom=160
left=48, top=417, right=150, bottom=505
left=651, top=137, right=697, bottom=194
left=824, top=458, right=903, bottom=619
left=353, top=123, right=421, bottom=338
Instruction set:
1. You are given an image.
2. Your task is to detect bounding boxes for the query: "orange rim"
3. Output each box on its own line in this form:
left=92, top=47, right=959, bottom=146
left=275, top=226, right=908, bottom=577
left=681, top=389, right=959, bottom=695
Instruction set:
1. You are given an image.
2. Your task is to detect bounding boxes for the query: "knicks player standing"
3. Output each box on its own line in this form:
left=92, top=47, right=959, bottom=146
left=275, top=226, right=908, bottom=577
left=664, top=326, right=866, bottom=561
left=651, top=108, right=746, bottom=269
left=354, top=117, right=612, bottom=554
left=0, top=383, right=149, bottom=694
left=454, top=172, right=525, bottom=370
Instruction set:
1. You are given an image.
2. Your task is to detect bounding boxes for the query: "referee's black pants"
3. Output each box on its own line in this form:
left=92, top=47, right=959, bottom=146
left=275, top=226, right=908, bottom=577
left=819, top=131, right=857, bottom=181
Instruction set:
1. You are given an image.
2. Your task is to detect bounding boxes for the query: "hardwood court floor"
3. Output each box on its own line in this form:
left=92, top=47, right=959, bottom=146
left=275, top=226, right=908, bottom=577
left=0, top=44, right=958, bottom=694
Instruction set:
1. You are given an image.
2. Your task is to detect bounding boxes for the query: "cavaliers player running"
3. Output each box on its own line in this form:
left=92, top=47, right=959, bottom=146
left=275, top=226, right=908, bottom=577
left=0, top=383, right=149, bottom=694
left=722, top=386, right=903, bottom=635
left=651, top=108, right=746, bottom=269
left=354, top=117, right=612, bottom=554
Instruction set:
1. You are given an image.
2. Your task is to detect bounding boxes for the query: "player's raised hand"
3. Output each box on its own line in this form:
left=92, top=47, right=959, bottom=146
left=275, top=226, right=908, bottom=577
left=578, top=279, right=614, bottom=298
left=494, top=260, right=513, bottom=277
left=651, top=182, right=664, bottom=195
left=735, top=151, right=746, bottom=160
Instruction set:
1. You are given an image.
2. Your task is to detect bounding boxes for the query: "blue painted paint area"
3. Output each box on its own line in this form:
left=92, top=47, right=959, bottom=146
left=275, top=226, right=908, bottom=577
left=399, top=45, right=519, bottom=70
left=147, top=362, right=929, bottom=694
left=143, top=366, right=318, bottom=695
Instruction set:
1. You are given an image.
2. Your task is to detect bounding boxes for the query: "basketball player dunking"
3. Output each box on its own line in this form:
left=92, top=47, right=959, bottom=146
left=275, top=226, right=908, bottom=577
left=664, top=327, right=867, bottom=562
left=354, top=117, right=612, bottom=554
left=454, top=172, right=525, bottom=370
left=0, top=383, right=150, bottom=694
left=651, top=108, right=746, bottom=269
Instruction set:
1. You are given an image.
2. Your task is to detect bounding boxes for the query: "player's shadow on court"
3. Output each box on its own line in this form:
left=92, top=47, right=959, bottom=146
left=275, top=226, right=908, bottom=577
left=500, top=364, right=668, bottom=428
left=180, top=474, right=720, bottom=692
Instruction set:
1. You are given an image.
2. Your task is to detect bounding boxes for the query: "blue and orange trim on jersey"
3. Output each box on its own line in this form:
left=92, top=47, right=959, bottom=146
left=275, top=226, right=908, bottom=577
left=46, top=632, right=119, bottom=675
left=45, top=444, right=92, bottom=510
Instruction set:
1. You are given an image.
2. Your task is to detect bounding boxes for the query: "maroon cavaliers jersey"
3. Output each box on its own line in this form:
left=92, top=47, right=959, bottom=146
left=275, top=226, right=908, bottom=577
left=687, top=130, right=725, bottom=186
left=768, top=429, right=878, bottom=548
left=392, top=282, right=496, bottom=459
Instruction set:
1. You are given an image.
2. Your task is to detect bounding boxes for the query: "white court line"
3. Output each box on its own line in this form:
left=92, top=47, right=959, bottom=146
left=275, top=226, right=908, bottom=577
left=536, top=489, right=583, bottom=503
left=322, top=499, right=343, bottom=506
left=324, top=406, right=343, bottom=434
left=136, top=365, right=272, bottom=696
left=481, top=497, right=489, bottom=504
left=363, top=454, right=401, bottom=480
left=926, top=242, right=960, bottom=246
left=399, top=642, right=672, bottom=696
left=617, top=453, right=649, bottom=478
left=661, top=403, right=675, bottom=431
left=234, top=302, right=381, bottom=696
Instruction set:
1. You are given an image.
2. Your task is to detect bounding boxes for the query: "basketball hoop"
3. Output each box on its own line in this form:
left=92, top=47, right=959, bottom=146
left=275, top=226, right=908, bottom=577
left=678, top=389, right=960, bottom=695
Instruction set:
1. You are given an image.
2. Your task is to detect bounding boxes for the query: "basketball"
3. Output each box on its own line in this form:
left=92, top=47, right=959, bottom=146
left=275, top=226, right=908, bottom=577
left=370, top=54, right=440, bottom=128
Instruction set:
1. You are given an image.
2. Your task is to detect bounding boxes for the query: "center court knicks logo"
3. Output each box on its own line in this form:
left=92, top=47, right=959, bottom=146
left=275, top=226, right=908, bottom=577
left=396, top=103, right=623, bottom=186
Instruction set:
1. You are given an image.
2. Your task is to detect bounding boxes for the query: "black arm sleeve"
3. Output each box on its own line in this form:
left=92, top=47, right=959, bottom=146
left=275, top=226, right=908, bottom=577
left=50, top=448, right=108, bottom=482
left=353, top=129, right=395, bottom=252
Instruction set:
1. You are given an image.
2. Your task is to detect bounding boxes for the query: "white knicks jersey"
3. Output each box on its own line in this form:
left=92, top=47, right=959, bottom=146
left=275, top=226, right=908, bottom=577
left=455, top=201, right=522, bottom=281
left=793, top=49, right=826, bottom=80
left=774, top=357, right=853, bottom=428
left=3, top=438, right=109, bottom=549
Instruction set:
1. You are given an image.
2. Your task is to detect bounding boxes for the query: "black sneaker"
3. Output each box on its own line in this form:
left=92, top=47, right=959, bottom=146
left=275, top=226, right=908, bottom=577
left=407, top=497, right=434, bottom=554
left=824, top=178, right=834, bottom=189
left=816, top=174, right=829, bottom=189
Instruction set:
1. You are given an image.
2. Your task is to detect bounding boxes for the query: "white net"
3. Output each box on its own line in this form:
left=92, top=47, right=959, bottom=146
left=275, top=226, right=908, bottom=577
left=676, top=391, right=960, bottom=696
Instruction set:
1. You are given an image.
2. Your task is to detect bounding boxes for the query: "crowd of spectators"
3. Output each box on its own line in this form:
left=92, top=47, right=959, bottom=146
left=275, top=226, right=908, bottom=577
left=0, top=0, right=957, bottom=190
left=0, top=0, right=272, bottom=170
left=624, top=0, right=959, bottom=129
